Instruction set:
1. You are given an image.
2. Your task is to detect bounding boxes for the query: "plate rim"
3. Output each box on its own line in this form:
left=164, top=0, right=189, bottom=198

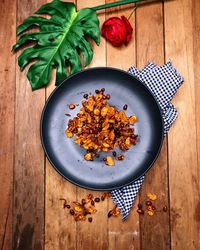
left=40, top=67, right=164, bottom=191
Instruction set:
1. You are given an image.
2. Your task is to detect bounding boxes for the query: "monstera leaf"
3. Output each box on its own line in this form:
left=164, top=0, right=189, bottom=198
left=13, top=0, right=100, bottom=90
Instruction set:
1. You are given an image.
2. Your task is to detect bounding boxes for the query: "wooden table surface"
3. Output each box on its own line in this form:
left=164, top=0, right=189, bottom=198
left=0, top=0, right=200, bottom=249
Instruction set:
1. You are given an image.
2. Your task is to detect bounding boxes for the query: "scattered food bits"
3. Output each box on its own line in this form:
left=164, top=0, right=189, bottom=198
left=75, top=206, right=83, bottom=212
left=106, top=156, right=115, bottom=166
left=137, top=203, right=142, bottom=209
left=112, top=207, right=120, bottom=217
left=65, top=204, right=71, bottom=209
left=87, top=194, right=94, bottom=200
left=74, top=214, right=86, bottom=221
left=147, top=210, right=154, bottom=216
left=101, top=88, right=105, bottom=93
left=147, top=193, right=157, bottom=201
left=116, top=154, right=125, bottom=161
left=101, top=195, right=105, bottom=201
left=84, top=153, right=93, bottom=161
left=147, top=206, right=153, bottom=211
left=91, top=200, right=95, bottom=206
left=68, top=104, right=76, bottom=110
left=65, top=113, right=71, bottom=117
left=87, top=206, right=97, bottom=214
left=129, top=115, right=137, bottom=125
left=81, top=199, right=86, bottom=205
left=94, top=197, right=100, bottom=202
left=106, top=94, right=111, bottom=99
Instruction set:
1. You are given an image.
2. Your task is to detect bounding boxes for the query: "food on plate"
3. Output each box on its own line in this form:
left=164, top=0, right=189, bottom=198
left=65, top=89, right=138, bottom=165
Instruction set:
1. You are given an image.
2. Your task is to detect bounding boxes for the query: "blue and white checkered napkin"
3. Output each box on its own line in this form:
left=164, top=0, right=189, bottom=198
left=111, top=61, right=184, bottom=220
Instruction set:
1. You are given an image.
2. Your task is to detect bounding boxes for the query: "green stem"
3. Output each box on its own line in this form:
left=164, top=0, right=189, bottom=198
left=92, top=0, right=149, bottom=11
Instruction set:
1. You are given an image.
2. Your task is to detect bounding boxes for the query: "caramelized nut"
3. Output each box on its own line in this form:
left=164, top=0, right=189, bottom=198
left=106, top=156, right=115, bottom=166
left=116, top=154, right=125, bottom=161
left=147, top=193, right=157, bottom=201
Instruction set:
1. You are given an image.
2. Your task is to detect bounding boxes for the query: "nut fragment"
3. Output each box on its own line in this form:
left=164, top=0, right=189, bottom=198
left=129, top=115, right=137, bottom=124
left=112, top=207, right=120, bottom=217
left=84, top=153, right=93, bottom=161
left=147, top=193, right=157, bottom=201
left=87, top=206, right=97, bottom=214
left=147, top=210, right=154, bottom=216
left=65, top=129, right=73, bottom=138
left=106, top=156, right=115, bottom=166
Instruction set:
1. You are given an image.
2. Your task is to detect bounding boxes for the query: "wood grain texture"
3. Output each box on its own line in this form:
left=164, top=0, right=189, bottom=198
left=0, top=0, right=16, bottom=249
left=136, top=2, right=170, bottom=250
left=106, top=1, right=140, bottom=250
left=13, top=1, right=45, bottom=249
left=45, top=73, right=77, bottom=250
left=165, top=0, right=200, bottom=249
left=75, top=1, right=108, bottom=250
left=44, top=0, right=78, bottom=248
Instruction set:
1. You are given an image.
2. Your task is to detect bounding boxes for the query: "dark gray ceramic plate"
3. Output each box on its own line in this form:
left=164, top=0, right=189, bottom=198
left=40, top=67, right=164, bottom=190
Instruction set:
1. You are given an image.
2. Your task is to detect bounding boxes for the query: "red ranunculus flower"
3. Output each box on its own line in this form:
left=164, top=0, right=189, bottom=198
left=101, top=16, right=133, bottom=47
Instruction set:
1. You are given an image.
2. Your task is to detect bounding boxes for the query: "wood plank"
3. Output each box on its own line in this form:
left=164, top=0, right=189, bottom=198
left=193, top=0, right=200, bottom=248
left=193, top=2, right=200, bottom=240
left=75, top=1, right=108, bottom=250
left=44, top=0, right=78, bottom=249
left=13, top=1, right=46, bottom=249
left=164, top=0, right=200, bottom=249
left=136, top=2, right=170, bottom=249
left=105, top=1, right=140, bottom=250
left=0, top=0, right=16, bottom=249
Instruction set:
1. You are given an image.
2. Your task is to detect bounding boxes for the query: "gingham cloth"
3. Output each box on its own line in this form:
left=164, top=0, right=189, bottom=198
left=111, top=61, right=184, bottom=220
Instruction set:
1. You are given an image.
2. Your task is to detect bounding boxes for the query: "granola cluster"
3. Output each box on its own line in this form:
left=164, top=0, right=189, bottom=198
left=65, top=89, right=138, bottom=165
